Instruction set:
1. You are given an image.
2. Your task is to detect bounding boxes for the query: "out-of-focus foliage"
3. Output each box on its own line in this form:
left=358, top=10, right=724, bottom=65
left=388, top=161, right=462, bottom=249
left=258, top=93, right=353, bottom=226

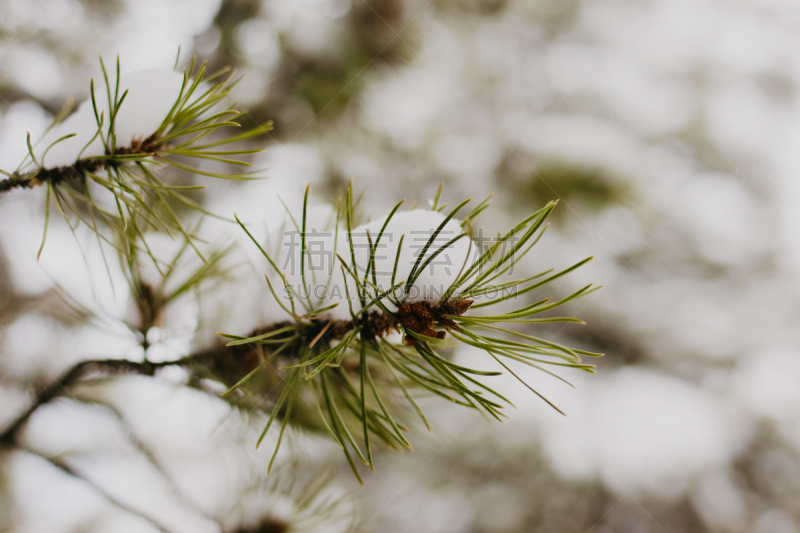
left=200, top=0, right=412, bottom=134
left=505, top=159, right=632, bottom=222
left=221, top=185, right=596, bottom=480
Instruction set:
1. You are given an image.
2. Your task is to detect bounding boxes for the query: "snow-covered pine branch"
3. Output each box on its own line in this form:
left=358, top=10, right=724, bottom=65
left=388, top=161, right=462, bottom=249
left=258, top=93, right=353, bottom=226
left=21, top=68, right=186, bottom=170
left=0, top=58, right=271, bottom=261
left=275, top=207, right=474, bottom=321
left=224, top=184, right=599, bottom=480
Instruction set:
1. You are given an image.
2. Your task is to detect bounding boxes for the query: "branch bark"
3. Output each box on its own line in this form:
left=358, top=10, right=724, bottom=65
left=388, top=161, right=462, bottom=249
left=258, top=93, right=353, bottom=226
left=0, top=352, right=220, bottom=446
left=0, top=134, right=160, bottom=194
left=0, top=300, right=469, bottom=446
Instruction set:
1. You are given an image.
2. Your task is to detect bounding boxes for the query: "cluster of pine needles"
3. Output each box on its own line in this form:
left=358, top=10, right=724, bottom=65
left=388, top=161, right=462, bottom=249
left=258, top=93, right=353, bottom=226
left=0, top=56, right=271, bottom=266
left=220, top=184, right=601, bottom=482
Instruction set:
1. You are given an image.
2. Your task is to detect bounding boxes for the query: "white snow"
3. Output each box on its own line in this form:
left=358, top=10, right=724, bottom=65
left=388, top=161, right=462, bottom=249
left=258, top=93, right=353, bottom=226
left=457, top=344, right=745, bottom=499
left=362, top=69, right=449, bottom=151
left=350, top=209, right=474, bottom=303
left=27, top=69, right=187, bottom=170
left=533, top=367, right=742, bottom=497
left=275, top=208, right=474, bottom=321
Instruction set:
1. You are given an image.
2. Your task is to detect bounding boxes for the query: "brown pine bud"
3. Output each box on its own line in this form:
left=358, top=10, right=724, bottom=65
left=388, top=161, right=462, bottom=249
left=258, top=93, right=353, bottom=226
left=403, top=335, right=418, bottom=347
left=442, top=299, right=474, bottom=317
left=412, top=302, right=433, bottom=323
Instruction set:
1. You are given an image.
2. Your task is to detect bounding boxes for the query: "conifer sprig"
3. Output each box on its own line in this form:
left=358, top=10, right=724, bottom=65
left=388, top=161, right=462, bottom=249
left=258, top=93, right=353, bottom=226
left=0, top=57, right=272, bottom=261
left=223, top=184, right=599, bottom=481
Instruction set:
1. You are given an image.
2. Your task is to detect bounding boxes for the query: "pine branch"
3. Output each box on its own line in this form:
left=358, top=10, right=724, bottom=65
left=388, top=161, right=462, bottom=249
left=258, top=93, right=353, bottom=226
left=221, top=183, right=600, bottom=480
left=0, top=135, right=158, bottom=194
left=0, top=58, right=272, bottom=261
left=0, top=338, right=346, bottom=531
left=0, top=358, right=176, bottom=446
left=0, top=301, right=459, bottom=447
